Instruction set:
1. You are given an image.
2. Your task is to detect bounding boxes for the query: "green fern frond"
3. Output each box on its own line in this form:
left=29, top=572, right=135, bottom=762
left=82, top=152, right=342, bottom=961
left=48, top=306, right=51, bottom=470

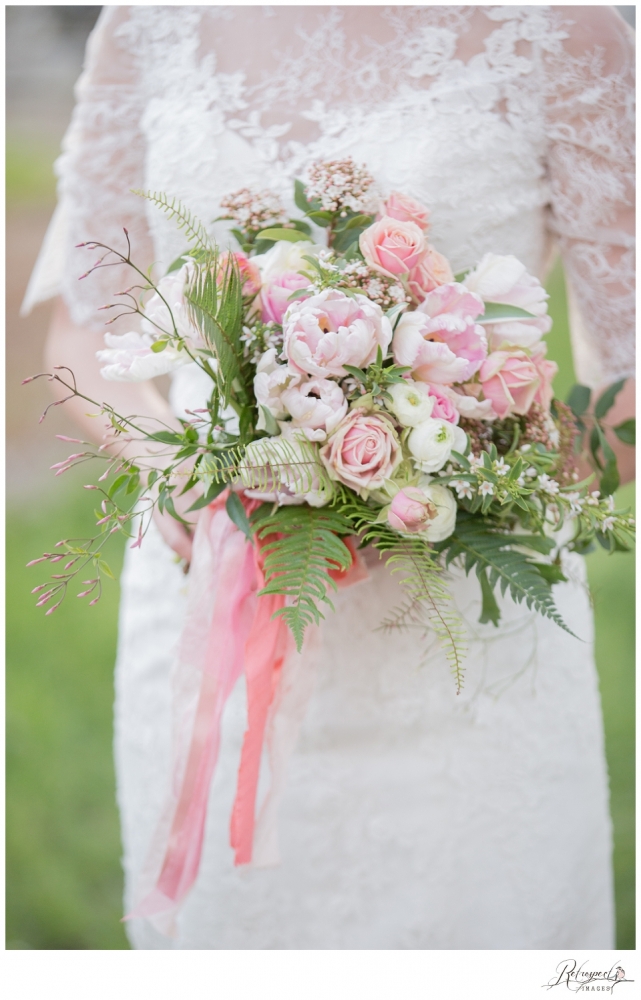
left=255, top=506, right=355, bottom=651
left=441, top=514, right=575, bottom=636
left=185, top=255, right=246, bottom=405
left=134, top=190, right=215, bottom=253
left=199, top=437, right=335, bottom=499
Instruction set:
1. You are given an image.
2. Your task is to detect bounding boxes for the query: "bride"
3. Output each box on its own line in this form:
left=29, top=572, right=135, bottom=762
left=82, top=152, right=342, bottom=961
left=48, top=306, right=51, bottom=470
left=24, top=6, right=634, bottom=949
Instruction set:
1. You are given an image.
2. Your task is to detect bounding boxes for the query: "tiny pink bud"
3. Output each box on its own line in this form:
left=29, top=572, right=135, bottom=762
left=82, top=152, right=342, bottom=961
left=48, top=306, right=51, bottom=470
left=36, top=590, right=55, bottom=606
left=95, top=515, right=111, bottom=525
left=46, top=602, right=62, bottom=616
left=56, top=435, right=84, bottom=443
left=84, top=484, right=98, bottom=490
left=77, top=590, right=93, bottom=598
left=26, top=556, right=48, bottom=567
left=31, top=584, right=48, bottom=594
left=89, top=597, right=101, bottom=606
left=21, top=376, right=36, bottom=384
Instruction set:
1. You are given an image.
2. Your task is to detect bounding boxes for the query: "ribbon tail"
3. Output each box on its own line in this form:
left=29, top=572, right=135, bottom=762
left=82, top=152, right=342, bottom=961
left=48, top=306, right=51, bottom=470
left=126, top=504, right=256, bottom=933
left=229, top=590, right=292, bottom=866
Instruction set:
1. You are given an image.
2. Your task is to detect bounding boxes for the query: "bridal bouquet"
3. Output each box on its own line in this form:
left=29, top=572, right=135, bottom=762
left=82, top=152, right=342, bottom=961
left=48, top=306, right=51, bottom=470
left=30, top=158, right=634, bottom=684
left=27, top=158, right=635, bottom=916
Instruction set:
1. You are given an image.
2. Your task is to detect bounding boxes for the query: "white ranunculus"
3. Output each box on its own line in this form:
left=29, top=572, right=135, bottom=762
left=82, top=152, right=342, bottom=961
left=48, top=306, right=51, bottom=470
left=252, top=240, right=323, bottom=283
left=253, top=347, right=301, bottom=422
left=97, top=331, right=191, bottom=381
left=386, top=380, right=434, bottom=427
left=407, top=418, right=467, bottom=473
left=417, top=480, right=457, bottom=541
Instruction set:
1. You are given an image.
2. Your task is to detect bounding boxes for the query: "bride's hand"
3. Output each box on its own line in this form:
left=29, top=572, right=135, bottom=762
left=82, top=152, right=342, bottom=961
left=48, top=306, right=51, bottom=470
left=152, top=479, right=203, bottom=567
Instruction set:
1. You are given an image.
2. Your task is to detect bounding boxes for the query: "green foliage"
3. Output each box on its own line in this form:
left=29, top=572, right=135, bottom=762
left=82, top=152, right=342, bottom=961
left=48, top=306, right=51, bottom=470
left=255, top=506, right=354, bottom=651
left=566, top=384, right=591, bottom=418
left=439, top=514, right=573, bottom=635
left=594, top=379, right=625, bottom=420
left=476, top=302, right=537, bottom=324
left=256, top=227, right=310, bottom=243
left=613, top=419, right=635, bottom=445
left=184, top=252, right=246, bottom=408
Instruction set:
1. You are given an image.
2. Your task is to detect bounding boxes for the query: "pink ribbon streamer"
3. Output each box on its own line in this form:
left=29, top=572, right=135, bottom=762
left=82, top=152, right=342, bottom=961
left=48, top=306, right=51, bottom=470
left=126, top=493, right=367, bottom=934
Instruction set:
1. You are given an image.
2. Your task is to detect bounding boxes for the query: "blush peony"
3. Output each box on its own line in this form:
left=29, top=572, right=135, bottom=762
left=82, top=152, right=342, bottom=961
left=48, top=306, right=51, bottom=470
left=283, top=288, right=392, bottom=378
left=359, top=216, right=427, bottom=277
left=392, top=283, right=487, bottom=384
left=320, top=410, right=401, bottom=497
left=261, top=271, right=312, bottom=325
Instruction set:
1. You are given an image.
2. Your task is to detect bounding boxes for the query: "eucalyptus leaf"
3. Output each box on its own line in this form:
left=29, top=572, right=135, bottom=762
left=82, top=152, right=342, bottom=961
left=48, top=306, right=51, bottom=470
left=150, top=340, right=168, bottom=353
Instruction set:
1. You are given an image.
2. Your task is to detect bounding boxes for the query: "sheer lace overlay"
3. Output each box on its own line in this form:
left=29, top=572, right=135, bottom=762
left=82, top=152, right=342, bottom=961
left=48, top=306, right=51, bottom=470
left=25, top=7, right=633, bottom=949
left=27, top=5, right=634, bottom=386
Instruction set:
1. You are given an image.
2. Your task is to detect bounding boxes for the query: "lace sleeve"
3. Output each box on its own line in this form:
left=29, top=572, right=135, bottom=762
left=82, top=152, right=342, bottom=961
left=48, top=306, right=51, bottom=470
left=22, top=6, right=153, bottom=330
left=544, top=6, right=635, bottom=389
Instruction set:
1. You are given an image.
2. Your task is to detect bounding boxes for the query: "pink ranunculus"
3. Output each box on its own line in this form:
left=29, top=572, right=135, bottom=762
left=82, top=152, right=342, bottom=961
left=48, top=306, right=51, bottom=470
left=407, top=246, right=454, bottom=302
left=387, top=486, right=437, bottom=534
left=283, top=288, right=392, bottom=378
left=359, top=216, right=427, bottom=277
left=427, top=384, right=460, bottom=423
left=382, top=192, right=430, bottom=231
left=320, top=410, right=401, bottom=497
left=530, top=345, right=558, bottom=411
left=219, top=251, right=261, bottom=296
left=479, top=351, right=541, bottom=419
left=392, top=283, right=487, bottom=384
left=261, top=271, right=312, bottom=325
left=280, top=376, right=348, bottom=442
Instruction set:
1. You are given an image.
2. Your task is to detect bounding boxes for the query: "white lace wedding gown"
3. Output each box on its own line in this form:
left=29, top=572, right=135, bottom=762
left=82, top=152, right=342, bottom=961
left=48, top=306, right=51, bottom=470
left=25, top=6, right=635, bottom=950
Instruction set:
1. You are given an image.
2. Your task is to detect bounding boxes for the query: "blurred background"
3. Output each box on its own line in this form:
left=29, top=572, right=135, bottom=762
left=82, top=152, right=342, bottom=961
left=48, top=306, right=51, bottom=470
left=6, top=6, right=636, bottom=950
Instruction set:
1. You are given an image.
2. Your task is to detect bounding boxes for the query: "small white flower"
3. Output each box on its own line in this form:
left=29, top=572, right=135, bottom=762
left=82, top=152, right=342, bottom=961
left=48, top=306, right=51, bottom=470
left=538, top=474, right=560, bottom=495
left=521, top=443, right=531, bottom=453
left=602, top=516, right=616, bottom=532
left=606, top=495, right=615, bottom=511
left=479, top=481, right=494, bottom=497
left=469, top=454, right=485, bottom=471
left=586, top=490, right=601, bottom=506
left=525, top=466, right=537, bottom=478
left=565, top=491, right=583, bottom=515
left=450, top=479, right=474, bottom=499
left=516, top=474, right=526, bottom=487
left=494, top=457, right=510, bottom=475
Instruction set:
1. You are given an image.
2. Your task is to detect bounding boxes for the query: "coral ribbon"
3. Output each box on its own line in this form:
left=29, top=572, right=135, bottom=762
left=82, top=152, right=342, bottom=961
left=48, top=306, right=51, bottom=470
left=127, top=493, right=366, bottom=933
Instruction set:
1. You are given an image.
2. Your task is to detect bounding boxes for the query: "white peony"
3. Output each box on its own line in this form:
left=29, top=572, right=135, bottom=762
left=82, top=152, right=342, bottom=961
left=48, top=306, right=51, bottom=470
left=280, top=376, right=348, bottom=441
left=386, top=380, right=434, bottom=427
left=463, top=252, right=551, bottom=351
left=97, top=331, right=191, bottom=381
left=252, top=240, right=323, bottom=283
left=141, top=261, right=199, bottom=342
left=418, top=481, right=457, bottom=541
left=253, top=348, right=301, bottom=423
left=407, top=418, right=467, bottom=473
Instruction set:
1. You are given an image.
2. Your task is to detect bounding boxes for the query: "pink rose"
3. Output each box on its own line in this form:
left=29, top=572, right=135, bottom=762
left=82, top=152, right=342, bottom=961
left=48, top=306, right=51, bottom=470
left=382, top=192, right=430, bottom=230
left=320, top=410, right=401, bottom=497
left=392, top=283, right=487, bottom=384
left=283, top=288, right=392, bottom=378
left=479, top=351, right=541, bottom=418
left=530, top=346, right=558, bottom=411
left=359, top=216, right=427, bottom=277
left=261, top=271, right=312, bottom=325
left=426, top=384, right=460, bottom=423
left=387, top=487, right=437, bottom=534
left=407, top=246, right=454, bottom=302
left=280, top=376, right=348, bottom=441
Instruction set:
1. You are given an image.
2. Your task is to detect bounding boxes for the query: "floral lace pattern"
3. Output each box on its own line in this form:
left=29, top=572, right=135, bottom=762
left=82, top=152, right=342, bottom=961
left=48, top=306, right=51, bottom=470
left=29, top=4, right=634, bottom=388
left=26, top=6, right=632, bottom=948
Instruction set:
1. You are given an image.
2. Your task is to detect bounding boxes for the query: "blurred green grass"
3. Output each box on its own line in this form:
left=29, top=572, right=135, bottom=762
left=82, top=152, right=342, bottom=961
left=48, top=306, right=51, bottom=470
left=6, top=266, right=634, bottom=950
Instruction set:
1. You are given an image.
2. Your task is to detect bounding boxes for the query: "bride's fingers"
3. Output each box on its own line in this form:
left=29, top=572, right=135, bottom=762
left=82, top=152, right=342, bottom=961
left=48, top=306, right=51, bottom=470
left=153, top=507, right=194, bottom=563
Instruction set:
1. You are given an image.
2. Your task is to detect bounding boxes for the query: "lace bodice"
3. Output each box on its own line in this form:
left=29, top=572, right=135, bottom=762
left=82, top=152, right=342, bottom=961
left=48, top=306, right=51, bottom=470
left=25, top=5, right=634, bottom=388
